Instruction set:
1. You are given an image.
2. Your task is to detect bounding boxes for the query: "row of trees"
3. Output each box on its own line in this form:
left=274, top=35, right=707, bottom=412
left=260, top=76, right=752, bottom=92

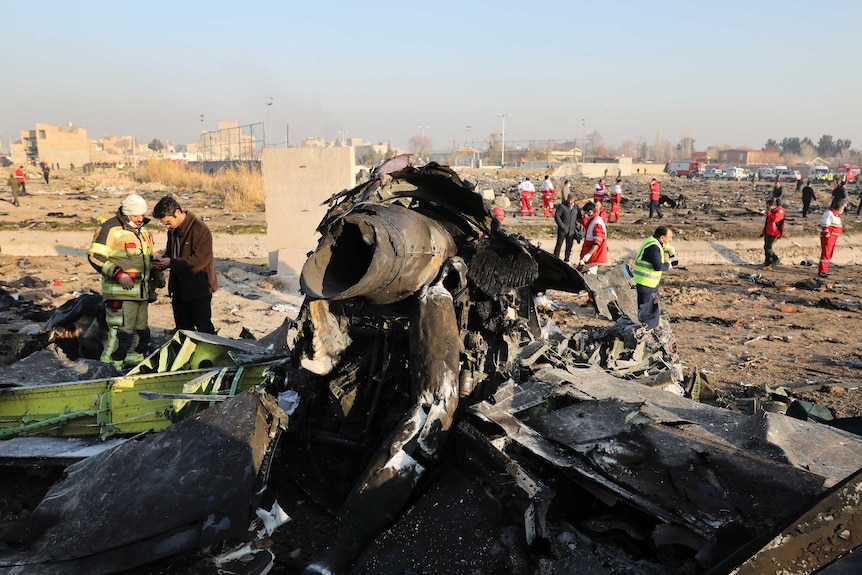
left=764, top=136, right=852, bottom=158
left=398, top=129, right=860, bottom=167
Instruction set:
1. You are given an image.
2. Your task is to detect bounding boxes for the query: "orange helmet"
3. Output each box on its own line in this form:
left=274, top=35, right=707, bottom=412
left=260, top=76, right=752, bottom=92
left=492, top=207, right=505, bottom=222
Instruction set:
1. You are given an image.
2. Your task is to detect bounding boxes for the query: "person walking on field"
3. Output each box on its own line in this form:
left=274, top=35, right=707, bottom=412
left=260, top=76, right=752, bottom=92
left=152, top=195, right=218, bottom=333
left=801, top=180, right=815, bottom=218
left=593, top=178, right=606, bottom=204
left=553, top=193, right=583, bottom=263
left=540, top=175, right=556, bottom=217
left=831, top=179, right=847, bottom=202
left=577, top=201, right=607, bottom=274
left=632, top=226, right=676, bottom=330
left=772, top=179, right=783, bottom=200
left=517, top=177, right=536, bottom=217
left=818, top=197, right=846, bottom=278
left=648, top=178, right=663, bottom=219
left=87, top=194, right=156, bottom=370
left=608, top=178, right=622, bottom=222
left=6, top=173, right=20, bottom=207
left=41, top=162, right=50, bottom=184
left=761, top=197, right=785, bottom=269
left=14, top=166, right=26, bottom=195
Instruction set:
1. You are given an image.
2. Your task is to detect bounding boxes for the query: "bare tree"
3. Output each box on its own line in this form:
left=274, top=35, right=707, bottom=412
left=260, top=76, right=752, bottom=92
left=653, top=130, right=671, bottom=163
left=617, top=139, right=639, bottom=158
left=486, top=133, right=500, bottom=165
left=676, top=135, right=695, bottom=159
left=408, top=135, right=432, bottom=159
left=587, top=130, right=603, bottom=156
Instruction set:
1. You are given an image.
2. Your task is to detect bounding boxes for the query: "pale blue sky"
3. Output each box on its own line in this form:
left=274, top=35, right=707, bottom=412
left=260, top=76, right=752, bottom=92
left=4, top=0, right=860, bottom=153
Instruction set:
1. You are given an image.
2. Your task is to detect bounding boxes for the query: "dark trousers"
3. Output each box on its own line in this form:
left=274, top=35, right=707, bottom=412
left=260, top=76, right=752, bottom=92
left=636, top=284, right=662, bottom=329
left=171, top=285, right=215, bottom=334
left=553, top=232, right=576, bottom=262
left=649, top=199, right=663, bottom=218
left=763, top=235, right=779, bottom=265
left=802, top=199, right=812, bottom=218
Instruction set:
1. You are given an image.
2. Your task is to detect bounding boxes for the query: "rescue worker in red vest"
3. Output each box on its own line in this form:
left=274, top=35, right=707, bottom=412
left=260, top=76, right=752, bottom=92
left=517, top=177, right=535, bottom=216
left=608, top=178, right=622, bottom=223
left=632, top=226, right=675, bottom=330
left=593, top=178, right=606, bottom=204
left=648, top=178, right=663, bottom=219
left=577, top=201, right=607, bottom=275
left=88, top=193, right=156, bottom=369
left=761, top=197, right=785, bottom=269
left=540, top=175, right=556, bottom=217
left=14, top=166, right=26, bottom=195
left=819, top=197, right=846, bottom=278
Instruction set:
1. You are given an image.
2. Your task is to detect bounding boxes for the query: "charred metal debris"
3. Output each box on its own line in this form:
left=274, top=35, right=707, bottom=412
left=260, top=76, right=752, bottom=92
left=0, top=159, right=860, bottom=575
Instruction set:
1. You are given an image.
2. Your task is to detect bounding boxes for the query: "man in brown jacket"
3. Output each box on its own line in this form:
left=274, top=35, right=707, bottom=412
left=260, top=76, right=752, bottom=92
left=152, top=195, right=218, bottom=333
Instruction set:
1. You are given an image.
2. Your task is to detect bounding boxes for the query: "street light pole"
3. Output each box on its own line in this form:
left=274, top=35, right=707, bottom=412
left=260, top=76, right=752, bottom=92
left=581, top=118, right=586, bottom=162
left=265, top=97, right=274, bottom=147
left=497, top=113, right=510, bottom=167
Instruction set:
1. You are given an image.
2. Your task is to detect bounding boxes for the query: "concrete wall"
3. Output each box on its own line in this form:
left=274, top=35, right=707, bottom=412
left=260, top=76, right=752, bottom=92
left=262, top=146, right=356, bottom=290
left=553, top=157, right=635, bottom=179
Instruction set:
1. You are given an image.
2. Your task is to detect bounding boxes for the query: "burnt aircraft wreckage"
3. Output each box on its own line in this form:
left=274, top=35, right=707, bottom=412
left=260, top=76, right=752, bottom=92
left=1, top=158, right=861, bottom=574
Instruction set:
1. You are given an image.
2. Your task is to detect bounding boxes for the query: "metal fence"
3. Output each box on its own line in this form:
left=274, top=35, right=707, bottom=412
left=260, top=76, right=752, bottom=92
left=197, top=122, right=265, bottom=162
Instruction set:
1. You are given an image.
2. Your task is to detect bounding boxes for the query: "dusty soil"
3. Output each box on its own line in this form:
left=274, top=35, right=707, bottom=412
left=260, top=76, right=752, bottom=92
left=3, top=169, right=862, bottom=421
left=2, top=168, right=862, bottom=574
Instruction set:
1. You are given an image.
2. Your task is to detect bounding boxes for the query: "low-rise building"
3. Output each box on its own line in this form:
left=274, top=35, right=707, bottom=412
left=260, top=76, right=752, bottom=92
left=12, top=123, right=91, bottom=167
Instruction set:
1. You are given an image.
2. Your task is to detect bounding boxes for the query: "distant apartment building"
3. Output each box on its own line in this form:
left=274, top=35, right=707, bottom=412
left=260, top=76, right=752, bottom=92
left=90, top=135, right=145, bottom=165
left=12, top=124, right=91, bottom=167
left=716, top=149, right=781, bottom=165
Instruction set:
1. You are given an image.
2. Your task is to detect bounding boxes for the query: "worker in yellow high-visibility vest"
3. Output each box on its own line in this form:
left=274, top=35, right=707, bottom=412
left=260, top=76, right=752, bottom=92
left=631, top=226, right=676, bottom=330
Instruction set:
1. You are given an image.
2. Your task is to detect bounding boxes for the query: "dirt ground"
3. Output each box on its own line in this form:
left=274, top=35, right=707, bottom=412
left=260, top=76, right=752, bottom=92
left=2, top=167, right=861, bottom=418
left=2, top=167, right=862, bottom=573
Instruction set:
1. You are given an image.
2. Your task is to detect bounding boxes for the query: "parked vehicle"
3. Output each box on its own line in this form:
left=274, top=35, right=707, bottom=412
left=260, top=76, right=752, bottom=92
left=808, top=165, right=830, bottom=182
left=703, top=169, right=725, bottom=180
left=664, top=159, right=704, bottom=178
left=724, top=167, right=747, bottom=181
left=777, top=170, right=801, bottom=182
left=835, top=164, right=861, bottom=183
left=758, top=168, right=778, bottom=181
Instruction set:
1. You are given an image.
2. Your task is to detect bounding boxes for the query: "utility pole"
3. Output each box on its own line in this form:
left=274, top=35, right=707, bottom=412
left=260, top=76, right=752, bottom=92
left=497, top=113, right=510, bottom=167
left=581, top=118, right=586, bottom=162
left=265, top=97, right=274, bottom=147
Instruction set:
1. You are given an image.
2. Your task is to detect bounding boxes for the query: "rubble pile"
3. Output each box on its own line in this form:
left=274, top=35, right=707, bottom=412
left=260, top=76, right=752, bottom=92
left=0, top=158, right=860, bottom=575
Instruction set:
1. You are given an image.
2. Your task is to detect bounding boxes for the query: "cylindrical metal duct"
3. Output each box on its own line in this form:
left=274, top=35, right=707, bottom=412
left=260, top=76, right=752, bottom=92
left=301, top=203, right=457, bottom=305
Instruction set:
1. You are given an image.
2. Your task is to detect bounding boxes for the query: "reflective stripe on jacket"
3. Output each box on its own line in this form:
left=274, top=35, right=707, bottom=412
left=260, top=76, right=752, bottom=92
left=88, top=212, right=155, bottom=301
left=633, top=236, right=664, bottom=288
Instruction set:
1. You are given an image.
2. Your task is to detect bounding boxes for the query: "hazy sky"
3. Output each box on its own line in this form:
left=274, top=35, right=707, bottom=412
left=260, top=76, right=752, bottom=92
left=5, top=0, right=860, bottom=153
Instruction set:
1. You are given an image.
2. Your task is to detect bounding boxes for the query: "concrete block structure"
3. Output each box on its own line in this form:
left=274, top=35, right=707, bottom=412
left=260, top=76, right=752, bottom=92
left=12, top=124, right=90, bottom=168
left=262, top=147, right=356, bottom=291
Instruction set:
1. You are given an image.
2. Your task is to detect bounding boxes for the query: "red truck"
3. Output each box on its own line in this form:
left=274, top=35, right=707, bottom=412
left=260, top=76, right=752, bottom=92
left=664, top=160, right=704, bottom=178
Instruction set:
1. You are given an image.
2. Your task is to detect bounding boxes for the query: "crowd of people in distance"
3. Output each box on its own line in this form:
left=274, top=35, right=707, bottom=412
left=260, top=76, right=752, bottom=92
left=498, top=172, right=858, bottom=333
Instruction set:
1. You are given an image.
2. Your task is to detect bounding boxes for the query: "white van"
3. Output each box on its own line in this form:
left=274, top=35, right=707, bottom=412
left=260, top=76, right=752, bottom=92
left=808, top=165, right=830, bottom=182
left=724, top=167, right=747, bottom=181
